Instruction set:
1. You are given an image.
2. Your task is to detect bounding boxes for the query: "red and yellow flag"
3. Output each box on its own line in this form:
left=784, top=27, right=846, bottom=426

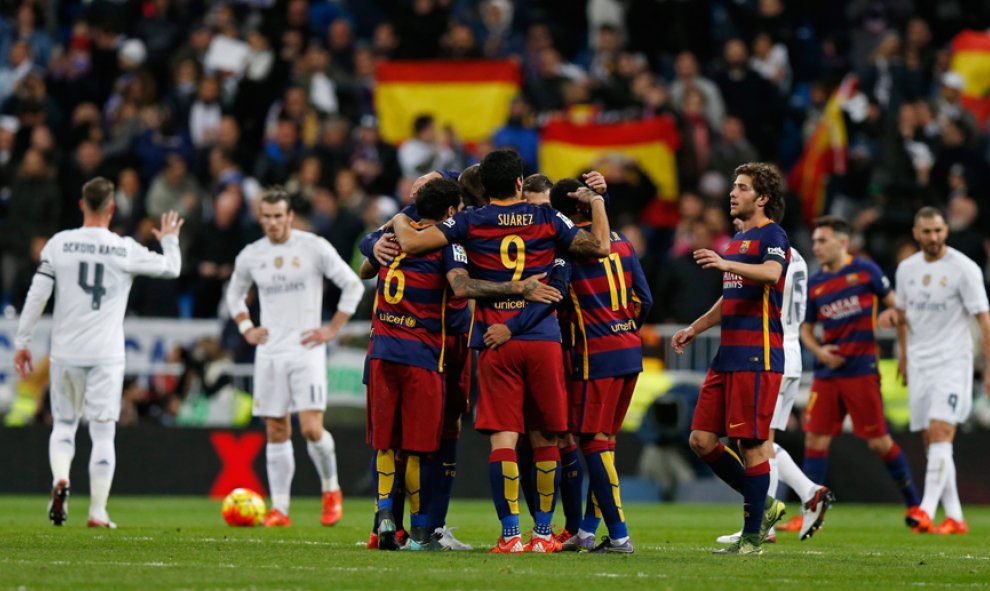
left=539, top=117, right=681, bottom=198
left=950, top=30, right=990, bottom=130
left=374, top=60, right=521, bottom=144
left=788, top=75, right=857, bottom=225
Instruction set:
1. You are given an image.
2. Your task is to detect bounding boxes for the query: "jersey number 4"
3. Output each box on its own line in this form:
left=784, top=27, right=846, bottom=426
left=78, top=262, right=107, bottom=310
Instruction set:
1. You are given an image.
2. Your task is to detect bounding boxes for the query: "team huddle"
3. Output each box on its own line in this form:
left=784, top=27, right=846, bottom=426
left=11, top=150, right=988, bottom=555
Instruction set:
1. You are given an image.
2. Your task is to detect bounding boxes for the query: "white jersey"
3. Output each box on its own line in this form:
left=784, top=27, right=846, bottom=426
left=15, top=227, right=181, bottom=365
left=225, top=230, right=363, bottom=358
left=895, top=247, right=989, bottom=368
left=781, top=247, right=808, bottom=378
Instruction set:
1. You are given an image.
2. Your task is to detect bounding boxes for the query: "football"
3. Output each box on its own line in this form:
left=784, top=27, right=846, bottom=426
left=221, top=488, right=267, bottom=527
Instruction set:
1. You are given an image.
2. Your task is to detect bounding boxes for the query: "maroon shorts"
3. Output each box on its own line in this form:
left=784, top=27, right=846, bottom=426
left=367, top=359, right=444, bottom=453
left=570, top=374, right=638, bottom=435
left=803, top=374, right=888, bottom=439
left=441, top=333, right=472, bottom=439
left=691, top=369, right=781, bottom=440
left=475, top=340, right=567, bottom=434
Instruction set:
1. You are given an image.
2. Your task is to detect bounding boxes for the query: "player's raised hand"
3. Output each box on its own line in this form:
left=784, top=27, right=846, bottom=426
left=153, top=211, right=185, bottom=241
left=817, top=344, right=846, bottom=369
left=13, top=348, right=33, bottom=379
left=483, top=324, right=512, bottom=349
left=301, top=325, right=339, bottom=347
left=244, top=326, right=269, bottom=346
left=582, top=170, right=607, bottom=195
left=373, top=233, right=401, bottom=266
left=693, top=249, right=729, bottom=272
left=671, top=326, right=696, bottom=354
left=567, top=187, right=602, bottom=204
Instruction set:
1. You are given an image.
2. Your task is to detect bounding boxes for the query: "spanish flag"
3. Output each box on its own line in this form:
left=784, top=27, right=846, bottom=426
left=539, top=117, right=681, bottom=197
left=950, top=30, right=990, bottom=130
left=788, top=75, right=857, bottom=225
left=374, top=60, right=520, bottom=144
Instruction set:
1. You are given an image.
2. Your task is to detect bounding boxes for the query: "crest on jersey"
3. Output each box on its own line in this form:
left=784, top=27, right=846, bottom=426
left=922, top=274, right=931, bottom=286
left=292, top=256, right=300, bottom=268
left=739, top=240, right=751, bottom=253
left=846, top=273, right=859, bottom=285
left=275, top=256, right=284, bottom=269
left=939, top=276, right=947, bottom=287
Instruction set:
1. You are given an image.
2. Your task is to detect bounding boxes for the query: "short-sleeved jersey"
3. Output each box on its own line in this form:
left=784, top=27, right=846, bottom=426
left=370, top=229, right=466, bottom=372
left=360, top=207, right=471, bottom=335
left=568, top=229, right=653, bottom=380
left=438, top=200, right=580, bottom=348
left=805, top=256, right=890, bottom=378
left=895, top=248, right=990, bottom=368
left=15, top=227, right=181, bottom=365
left=712, top=220, right=790, bottom=373
left=781, top=247, right=808, bottom=378
left=225, top=230, right=363, bottom=358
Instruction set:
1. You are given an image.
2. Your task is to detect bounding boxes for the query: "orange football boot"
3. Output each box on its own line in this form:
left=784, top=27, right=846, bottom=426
left=906, top=506, right=932, bottom=532
left=933, top=518, right=968, bottom=535
left=524, top=535, right=562, bottom=553
left=776, top=515, right=803, bottom=532
left=490, top=536, right=525, bottom=554
left=263, top=509, right=292, bottom=527
left=321, top=490, right=343, bottom=526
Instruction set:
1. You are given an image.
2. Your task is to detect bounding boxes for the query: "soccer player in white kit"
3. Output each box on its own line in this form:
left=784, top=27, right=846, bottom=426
left=894, top=207, right=990, bottom=534
left=225, top=188, right=364, bottom=527
left=717, top=243, right=833, bottom=544
left=12, top=177, right=184, bottom=528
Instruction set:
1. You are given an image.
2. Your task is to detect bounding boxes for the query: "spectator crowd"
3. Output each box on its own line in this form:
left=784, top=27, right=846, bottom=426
left=2, top=0, right=990, bottom=424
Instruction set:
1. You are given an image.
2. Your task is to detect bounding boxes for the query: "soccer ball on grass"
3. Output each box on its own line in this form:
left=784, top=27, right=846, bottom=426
left=221, top=488, right=267, bottom=526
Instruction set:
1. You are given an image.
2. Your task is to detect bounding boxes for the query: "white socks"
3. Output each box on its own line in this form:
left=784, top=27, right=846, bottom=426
left=768, top=456, right=779, bottom=500
left=88, top=421, right=116, bottom=521
left=50, top=420, right=78, bottom=486
left=267, top=441, right=295, bottom=514
left=773, top=443, right=818, bottom=503
left=306, top=430, right=340, bottom=493
left=940, top=455, right=963, bottom=521
left=920, top=442, right=953, bottom=520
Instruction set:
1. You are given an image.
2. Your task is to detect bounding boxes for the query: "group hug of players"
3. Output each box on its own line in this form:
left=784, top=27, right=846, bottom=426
left=357, top=150, right=986, bottom=555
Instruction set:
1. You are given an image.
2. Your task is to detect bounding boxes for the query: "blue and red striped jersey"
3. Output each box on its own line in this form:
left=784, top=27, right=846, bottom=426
left=438, top=200, right=580, bottom=348
left=568, top=228, right=653, bottom=380
left=712, top=221, right=790, bottom=373
left=369, top=228, right=467, bottom=372
left=360, top=206, right=471, bottom=335
left=805, top=256, right=890, bottom=378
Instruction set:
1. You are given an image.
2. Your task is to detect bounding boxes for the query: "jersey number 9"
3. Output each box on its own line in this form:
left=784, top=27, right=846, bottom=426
left=500, top=235, right=526, bottom=281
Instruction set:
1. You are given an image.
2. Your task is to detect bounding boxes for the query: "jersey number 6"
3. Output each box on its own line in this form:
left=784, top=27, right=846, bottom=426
left=383, top=253, right=407, bottom=304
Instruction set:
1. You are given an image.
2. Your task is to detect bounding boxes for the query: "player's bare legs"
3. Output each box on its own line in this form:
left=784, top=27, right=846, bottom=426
left=916, top=420, right=964, bottom=533
left=263, top=416, right=294, bottom=526
left=299, top=409, right=342, bottom=526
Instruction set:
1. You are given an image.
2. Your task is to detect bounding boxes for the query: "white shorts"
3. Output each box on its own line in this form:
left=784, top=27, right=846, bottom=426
left=49, top=361, right=125, bottom=423
left=770, top=375, right=801, bottom=431
left=252, top=352, right=327, bottom=417
left=907, top=360, right=973, bottom=431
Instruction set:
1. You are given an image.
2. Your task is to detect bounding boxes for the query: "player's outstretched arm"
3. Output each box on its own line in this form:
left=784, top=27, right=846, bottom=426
left=446, top=268, right=561, bottom=303
left=392, top=214, right=449, bottom=254
left=671, top=297, right=722, bottom=354
left=694, top=249, right=783, bottom=285
left=566, top=188, right=610, bottom=258
left=127, top=211, right=185, bottom=278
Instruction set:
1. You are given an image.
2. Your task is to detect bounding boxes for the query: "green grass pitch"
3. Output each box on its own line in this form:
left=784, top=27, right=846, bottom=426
left=1, top=496, right=987, bottom=590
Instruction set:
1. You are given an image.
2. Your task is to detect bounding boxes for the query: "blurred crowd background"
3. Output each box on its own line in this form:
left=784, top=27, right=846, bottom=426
left=2, top=0, right=990, bottom=428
